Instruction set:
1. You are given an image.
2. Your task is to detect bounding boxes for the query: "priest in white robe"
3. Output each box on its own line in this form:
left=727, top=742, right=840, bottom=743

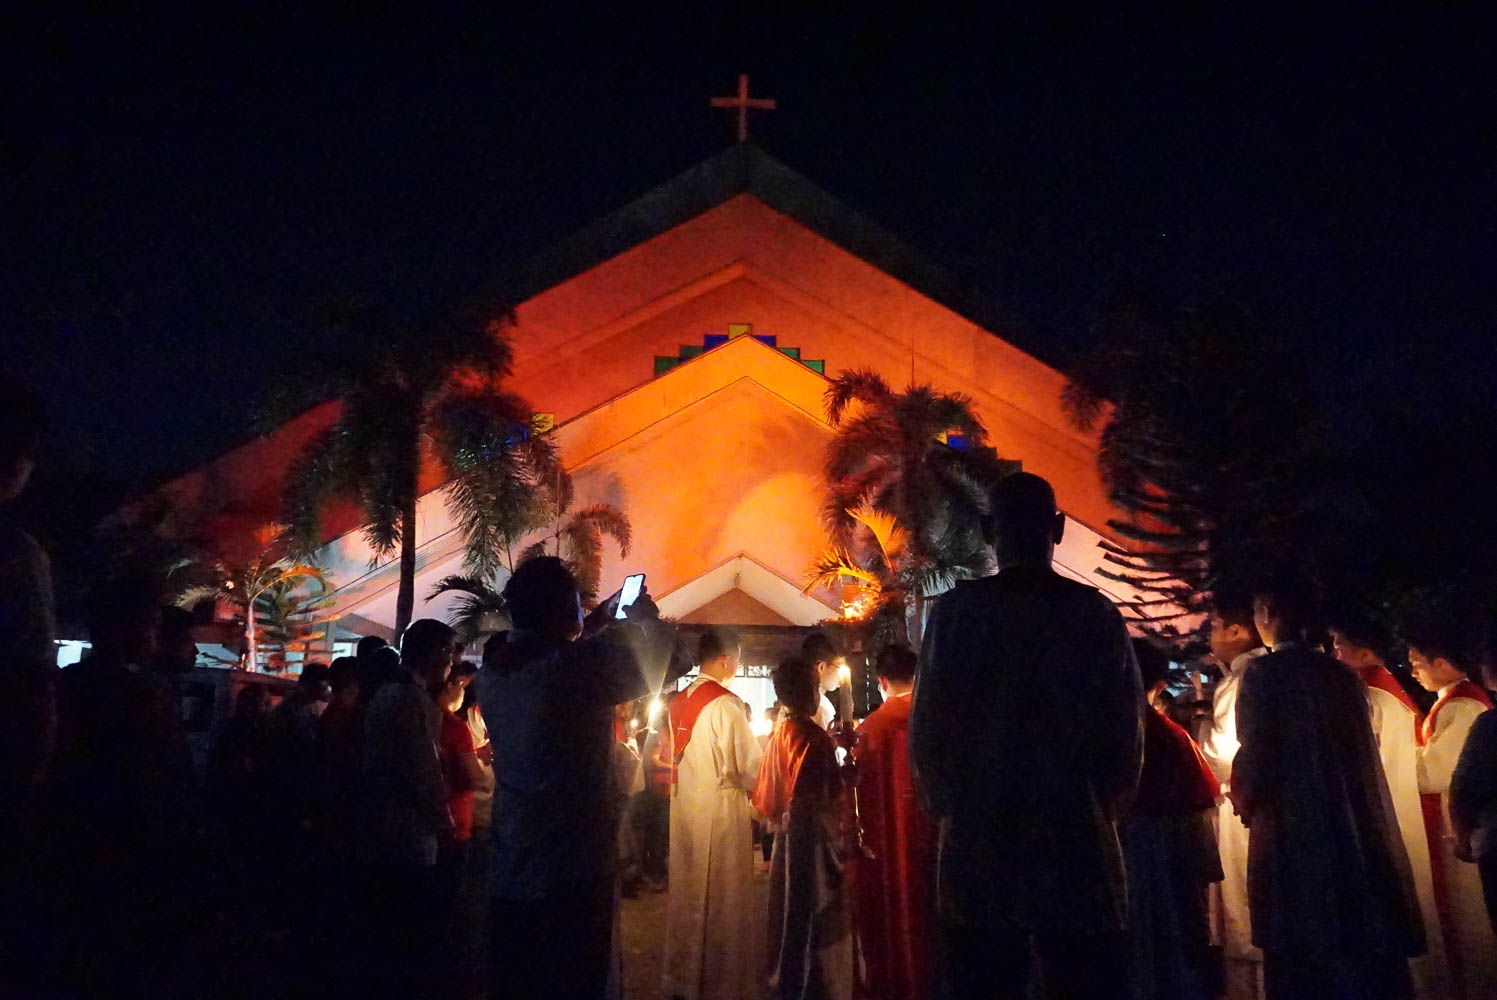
left=664, top=626, right=764, bottom=1000
left=1332, top=621, right=1451, bottom=999
left=1409, top=634, right=1497, bottom=999
left=1199, top=602, right=1267, bottom=1000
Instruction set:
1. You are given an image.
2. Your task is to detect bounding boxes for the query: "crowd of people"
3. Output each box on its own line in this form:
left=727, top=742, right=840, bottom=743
left=7, top=376, right=1497, bottom=1000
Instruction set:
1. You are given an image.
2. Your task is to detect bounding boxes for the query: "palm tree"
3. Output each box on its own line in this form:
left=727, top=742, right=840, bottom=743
left=820, top=369, right=1016, bottom=644
left=282, top=302, right=555, bottom=638
left=517, top=468, right=631, bottom=603
left=177, top=523, right=331, bottom=671
left=427, top=573, right=507, bottom=646
left=252, top=571, right=339, bottom=673
left=428, top=467, right=631, bottom=643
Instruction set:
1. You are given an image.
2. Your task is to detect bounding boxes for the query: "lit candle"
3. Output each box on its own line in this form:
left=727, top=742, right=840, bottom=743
left=835, top=660, right=853, bottom=721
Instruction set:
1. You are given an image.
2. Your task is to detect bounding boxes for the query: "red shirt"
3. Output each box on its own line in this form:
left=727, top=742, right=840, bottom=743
left=1133, top=704, right=1220, bottom=817
left=439, top=710, right=477, bottom=841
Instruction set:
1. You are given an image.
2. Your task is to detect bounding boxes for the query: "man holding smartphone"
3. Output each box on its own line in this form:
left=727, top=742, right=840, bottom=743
left=477, top=556, right=673, bottom=1000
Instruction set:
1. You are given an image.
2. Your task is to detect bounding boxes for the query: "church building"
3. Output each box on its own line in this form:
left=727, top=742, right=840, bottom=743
left=152, top=144, right=1145, bottom=705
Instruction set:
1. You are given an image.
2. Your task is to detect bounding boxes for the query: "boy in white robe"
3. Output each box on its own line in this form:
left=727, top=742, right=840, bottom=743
left=663, top=626, right=764, bottom=1000
left=1199, top=598, right=1266, bottom=1000
left=1331, top=619, right=1450, bottom=998
left=1409, top=629, right=1497, bottom=999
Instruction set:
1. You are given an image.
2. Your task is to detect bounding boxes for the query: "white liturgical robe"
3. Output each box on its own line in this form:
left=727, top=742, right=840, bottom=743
left=1418, top=682, right=1497, bottom=1000
left=1199, top=647, right=1266, bottom=1000
left=1366, top=677, right=1450, bottom=999
left=663, top=676, right=764, bottom=1000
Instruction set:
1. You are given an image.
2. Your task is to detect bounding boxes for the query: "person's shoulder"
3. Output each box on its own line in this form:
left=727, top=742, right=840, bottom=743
left=706, top=683, right=745, bottom=712
left=1469, top=708, right=1497, bottom=738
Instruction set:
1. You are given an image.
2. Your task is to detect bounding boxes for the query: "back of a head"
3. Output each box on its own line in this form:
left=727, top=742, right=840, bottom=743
left=698, top=626, right=742, bottom=666
left=401, top=618, right=455, bottom=670
left=800, top=631, right=836, bottom=667
left=1131, top=638, right=1170, bottom=690
left=87, top=572, right=165, bottom=660
left=772, top=656, right=819, bottom=716
left=328, top=656, right=360, bottom=692
left=1327, top=610, right=1391, bottom=660
left=875, top=643, right=918, bottom=684
left=299, top=661, right=331, bottom=691
left=358, top=644, right=402, bottom=702
left=503, top=556, right=580, bottom=635
left=355, top=635, right=388, bottom=660
left=0, top=374, right=44, bottom=499
left=1252, top=569, right=1318, bottom=644
left=985, top=471, right=1058, bottom=559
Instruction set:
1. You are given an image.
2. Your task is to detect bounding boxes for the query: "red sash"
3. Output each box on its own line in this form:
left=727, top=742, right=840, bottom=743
left=1418, top=678, right=1492, bottom=977
left=669, top=678, right=732, bottom=785
left=1359, top=663, right=1421, bottom=718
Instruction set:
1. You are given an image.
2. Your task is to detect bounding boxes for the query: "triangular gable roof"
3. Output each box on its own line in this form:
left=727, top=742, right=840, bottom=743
left=496, top=144, right=1048, bottom=367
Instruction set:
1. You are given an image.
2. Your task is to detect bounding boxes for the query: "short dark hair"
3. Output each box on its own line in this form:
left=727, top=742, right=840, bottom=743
left=1404, top=615, right=1473, bottom=670
left=1327, top=612, right=1391, bottom=660
left=984, top=471, right=1058, bottom=550
left=159, top=604, right=195, bottom=638
left=328, top=656, right=360, bottom=692
left=87, top=573, right=164, bottom=643
left=0, top=374, right=44, bottom=466
left=1209, top=591, right=1257, bottom=634
left=875, top=644, right=917, bottom=683
left=772, top=656, right=818, bottom=716
left=1132, top=638, right=1170, bottom=690
left=400, top=618, right=455, bottom=669
left=298, top=662, right=331, bottom=690
left=697, top=626, right=741, bottom=666
left=503, top=556, right=579, bottom=633
left=1251, top=570, right=1318, bottom=641
left=450, top=659, right=478, bottom=682
left=800, top=632, right=836, bottom=666
left=356, top=635, right=388, bottom=659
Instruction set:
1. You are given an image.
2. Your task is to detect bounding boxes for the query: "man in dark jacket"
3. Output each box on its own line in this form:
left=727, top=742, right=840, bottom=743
left=910, top=472, right=1144, bottom=1000
left=1232, top=573, right=1423, bottom=999
left=477, top=556, right=672, bottom=1000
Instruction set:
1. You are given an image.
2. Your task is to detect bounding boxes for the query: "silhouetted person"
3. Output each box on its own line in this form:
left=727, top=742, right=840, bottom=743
left=48, top=574, right=193, bottom=994
left=152, top=604, right=198, bottom=677
left=1451, top=648, right=1497, bottom=938
left=263, top=663, right=331, bottom=927
left=355, top=633, right=394, bottom=705
left=1231, top=573, right=1423, bottom=999
left=359, top=619, right=456, bottom=999
left=1125, top=638, right=1223, bottom=1000
left=910, top=471, right=1144, bottom=1000
left=477, top=556, right=662, bottom=1000
left=0, top=375, right=54, bottom=988
left=317, top=656, right=362, bottom=978
left=753, top=655, right=857, bottom=1000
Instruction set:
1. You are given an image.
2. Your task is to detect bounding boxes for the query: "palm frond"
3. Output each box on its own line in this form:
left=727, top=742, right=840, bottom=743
left=824, top=368, right=894, bottom=426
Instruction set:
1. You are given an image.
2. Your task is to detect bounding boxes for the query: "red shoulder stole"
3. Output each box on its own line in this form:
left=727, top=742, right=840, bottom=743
left=1359, top=663, right=1420, bottom=717
left=1420, top=678, right=1493, bottom=746
left=669, top=678, right=732, bottom=783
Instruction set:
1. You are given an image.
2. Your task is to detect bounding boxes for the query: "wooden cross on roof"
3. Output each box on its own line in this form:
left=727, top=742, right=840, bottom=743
left=710, top=73, right=776, bottom=143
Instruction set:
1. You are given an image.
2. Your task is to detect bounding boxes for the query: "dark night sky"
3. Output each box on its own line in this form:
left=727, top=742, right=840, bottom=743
left=5, top=5, right=1495, bottom=492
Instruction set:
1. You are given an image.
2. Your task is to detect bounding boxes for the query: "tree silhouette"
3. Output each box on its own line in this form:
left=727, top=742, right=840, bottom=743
left=282, top=302, right=553, bottom=637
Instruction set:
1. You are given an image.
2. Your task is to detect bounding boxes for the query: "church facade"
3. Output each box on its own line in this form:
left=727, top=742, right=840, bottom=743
left=154, top=145, right=1143, bottom=662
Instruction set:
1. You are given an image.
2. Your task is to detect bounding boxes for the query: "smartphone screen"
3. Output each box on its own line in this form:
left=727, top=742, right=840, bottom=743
left=615, top=573, right=646, bottom=619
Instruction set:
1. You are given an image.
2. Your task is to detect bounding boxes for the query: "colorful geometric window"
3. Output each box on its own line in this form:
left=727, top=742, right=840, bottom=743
left=654, top=323, right=826, bottom=377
